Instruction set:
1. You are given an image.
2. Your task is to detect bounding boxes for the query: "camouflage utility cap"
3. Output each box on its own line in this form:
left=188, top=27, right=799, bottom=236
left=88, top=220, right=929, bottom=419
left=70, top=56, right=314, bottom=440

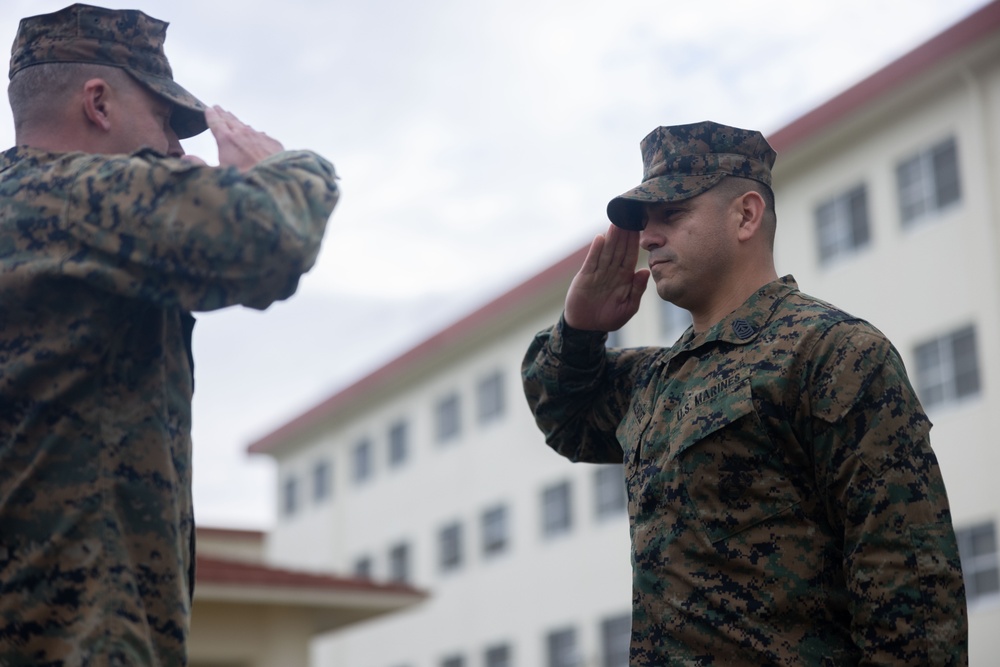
left=607, top=121, right=777, bottom=230
left=9, top=3, right=207, bottom=139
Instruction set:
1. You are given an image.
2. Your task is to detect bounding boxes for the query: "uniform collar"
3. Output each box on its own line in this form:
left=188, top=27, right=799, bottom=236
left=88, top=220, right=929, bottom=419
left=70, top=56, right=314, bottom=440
left=675, top=275, right=798, bottom=350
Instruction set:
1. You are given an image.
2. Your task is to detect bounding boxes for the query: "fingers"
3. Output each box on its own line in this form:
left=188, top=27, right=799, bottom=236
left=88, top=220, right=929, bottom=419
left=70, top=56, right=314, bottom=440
left=604, top=224, right=640, bottom=270
left=580, top=233, right=606, bottom=274
left=204, top=104, right=285, bottom=171
left=205, top=105, right=255, bottom=139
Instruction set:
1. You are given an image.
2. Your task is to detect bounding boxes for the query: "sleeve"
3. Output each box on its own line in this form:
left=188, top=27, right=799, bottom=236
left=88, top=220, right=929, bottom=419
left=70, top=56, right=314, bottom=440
left=521, top=315, right=653, bottom=464
left=807, top=322, right=968, bottom=666
left=57, top=148, right=340, bottom=311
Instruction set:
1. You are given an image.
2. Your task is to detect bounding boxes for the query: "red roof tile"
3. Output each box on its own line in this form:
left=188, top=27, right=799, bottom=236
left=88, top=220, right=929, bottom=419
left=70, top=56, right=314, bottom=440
left=196, top=554, right=424, bottom=597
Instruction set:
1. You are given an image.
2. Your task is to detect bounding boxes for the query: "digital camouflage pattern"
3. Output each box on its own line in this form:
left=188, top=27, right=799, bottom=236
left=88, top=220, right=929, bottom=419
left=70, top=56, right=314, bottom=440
left=0, top=146, right=338, bottom=665
left=606, top=121, right=777, bottom=230
left=522, top=277, right=968, bottom=666
left=9, top=4, right=207, bottom=139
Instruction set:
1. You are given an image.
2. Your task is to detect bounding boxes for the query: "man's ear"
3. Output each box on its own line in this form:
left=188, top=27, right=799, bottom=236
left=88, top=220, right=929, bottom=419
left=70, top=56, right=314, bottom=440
left=735, top=191, right=766, bottom=242
left=81, top=78, right=112, bottom=131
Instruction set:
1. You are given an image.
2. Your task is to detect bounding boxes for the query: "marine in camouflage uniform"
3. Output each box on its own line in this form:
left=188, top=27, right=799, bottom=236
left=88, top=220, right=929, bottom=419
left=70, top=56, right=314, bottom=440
left=0, top=5, right=339, bottom=665
left=522, top=122, right=967, bottom=665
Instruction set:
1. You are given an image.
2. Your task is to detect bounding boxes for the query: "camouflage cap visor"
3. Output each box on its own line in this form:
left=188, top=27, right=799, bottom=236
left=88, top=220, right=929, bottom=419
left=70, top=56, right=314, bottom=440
left=607, top=152, right=772, bottom=230
left=129, top=72, right=207, bottom=139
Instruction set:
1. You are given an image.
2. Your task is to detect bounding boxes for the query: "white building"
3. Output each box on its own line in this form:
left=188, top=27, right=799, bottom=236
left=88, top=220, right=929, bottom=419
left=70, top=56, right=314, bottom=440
left=249, top=2, right=1000, bottom=664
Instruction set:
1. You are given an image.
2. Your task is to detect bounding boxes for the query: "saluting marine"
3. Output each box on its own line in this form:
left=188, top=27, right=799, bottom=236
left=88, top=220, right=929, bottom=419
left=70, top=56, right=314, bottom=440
left=0, top=4, right=338, bottom=664
left=522, top=121, right=968, bottom=666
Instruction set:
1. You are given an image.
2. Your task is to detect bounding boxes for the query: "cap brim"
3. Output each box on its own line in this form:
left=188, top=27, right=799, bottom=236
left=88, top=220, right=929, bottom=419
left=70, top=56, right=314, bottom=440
left=606, top=174, right=725, bottom=230
left=129, top=70, right=208, bottom=140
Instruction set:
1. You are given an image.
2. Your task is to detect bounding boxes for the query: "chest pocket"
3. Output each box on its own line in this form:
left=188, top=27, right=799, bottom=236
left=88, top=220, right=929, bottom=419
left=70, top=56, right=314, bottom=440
left=670, top=375, right=802, bottom=544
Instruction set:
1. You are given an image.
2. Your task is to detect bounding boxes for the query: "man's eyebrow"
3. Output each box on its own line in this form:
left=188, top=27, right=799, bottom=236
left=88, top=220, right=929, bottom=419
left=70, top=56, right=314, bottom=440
left=647, top=203, right=689, bottom=215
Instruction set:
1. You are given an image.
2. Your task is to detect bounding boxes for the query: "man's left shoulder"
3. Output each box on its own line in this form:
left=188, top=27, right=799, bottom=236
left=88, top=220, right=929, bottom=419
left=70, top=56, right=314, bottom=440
left=778, top=289, right=885, bottom=339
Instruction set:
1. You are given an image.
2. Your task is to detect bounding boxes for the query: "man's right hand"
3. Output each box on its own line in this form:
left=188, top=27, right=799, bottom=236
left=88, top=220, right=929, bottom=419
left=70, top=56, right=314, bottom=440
left=205, top=105, right=284, bottom=172
left=564, top=224, right=650, bottom=332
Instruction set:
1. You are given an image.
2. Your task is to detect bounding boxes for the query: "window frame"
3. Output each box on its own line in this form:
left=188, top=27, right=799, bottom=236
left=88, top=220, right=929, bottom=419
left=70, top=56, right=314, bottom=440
left=312, top=459, right=331, bottom=503
left=438, top=521, right=463, bottom=573
left=815, top=182, right=870, bottom=264
left=476, top=370, right=505, bottom=424
left=914, top=324, right=980, bottom=409
left=435, top=392, right=462, bottom=443
left=482, top=504, right=509, bottom=557
left=547, top=626, right=579, bottom=667
left=388, top=419, right=409, bottom=468
left=484, top=643, right=511, bottom=667
left=281, top=475, right=298, bottom=517
left=896, top=135, right=961, bottom=227
left=388, top=542, right=410, bottom=583
left=957, top=521, right=1000, bottom=608
left=353, top=555, right=373, bottom=579
left=352, top=437, right=373, bottom=484
left=542, top=481, right=572, bottom=538
left=600, top=612, right=632, bottom=667
left=594, top=465, right=627, bottom=519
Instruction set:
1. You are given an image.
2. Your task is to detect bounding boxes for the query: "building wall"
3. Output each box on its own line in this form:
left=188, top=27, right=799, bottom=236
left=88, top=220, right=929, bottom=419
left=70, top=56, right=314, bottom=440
left=189, top=602, right=313, bottom=667
left=269, top=301, right=642, bottom=666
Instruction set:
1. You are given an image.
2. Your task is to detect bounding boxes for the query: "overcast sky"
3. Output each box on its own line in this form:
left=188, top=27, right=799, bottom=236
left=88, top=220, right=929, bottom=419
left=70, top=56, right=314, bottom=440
left=0, top=0, right=990, bottom=528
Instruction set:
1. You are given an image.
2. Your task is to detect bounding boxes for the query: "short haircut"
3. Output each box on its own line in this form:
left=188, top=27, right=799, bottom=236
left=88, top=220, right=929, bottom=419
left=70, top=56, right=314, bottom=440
left=8, top=62, right=130, bottom=133
left=711, top=176, right=777, bottom=245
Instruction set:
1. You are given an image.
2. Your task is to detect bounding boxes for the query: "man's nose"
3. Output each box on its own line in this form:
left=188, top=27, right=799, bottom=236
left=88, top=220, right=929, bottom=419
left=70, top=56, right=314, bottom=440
left=639, top=226, right=661, bottom=251
left=167, top=129, right=184, bottom=158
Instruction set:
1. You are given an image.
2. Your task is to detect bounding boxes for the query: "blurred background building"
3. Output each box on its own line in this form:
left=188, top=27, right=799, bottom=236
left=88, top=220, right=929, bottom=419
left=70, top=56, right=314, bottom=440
left=188, top=526, right=425, bottom=667
left=241, top=2, right=1000, bottom=664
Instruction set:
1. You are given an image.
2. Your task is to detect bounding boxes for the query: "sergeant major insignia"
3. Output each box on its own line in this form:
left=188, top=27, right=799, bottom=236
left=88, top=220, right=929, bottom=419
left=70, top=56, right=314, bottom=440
left=732, top=319, right=756, bottom=340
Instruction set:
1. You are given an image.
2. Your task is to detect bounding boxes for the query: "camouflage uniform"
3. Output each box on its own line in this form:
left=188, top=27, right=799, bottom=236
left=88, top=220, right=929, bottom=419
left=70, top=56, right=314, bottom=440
left=522, top=122, right=967, bottom=666
left=0, top=145, right=338, bottom=666
left=0, top=6, right=340, bottom=666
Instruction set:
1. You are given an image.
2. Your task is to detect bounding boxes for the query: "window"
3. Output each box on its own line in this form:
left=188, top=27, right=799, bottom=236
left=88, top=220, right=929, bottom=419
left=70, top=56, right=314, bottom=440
left=547, top=627, right=579, bottom=667
left=476, top=371, right=505, bottom=424
left=484, top=643, right=511, bottom=667
left=441, top=656, right=465, bottom=667
left=436, top=393, right=461, bottom=443
left=659, top=300, right=691, bottom=343
left=896, top=136, right=961, bottom=226
left=482, top=505, right=509, bottom=556
left=388, top=542, right=410, bottom=583
left=601, top=613, right=631, bottom=667
left=815, top=184, right=870, bottom=263
left=914, top=325, right=980, bottom=408
left=352, top=438, right=372, bottom=484
left=957, top=521, right=999, bottom=607
left=389, top=420, right=409, bottom=468
left=542, top=481, right=572, bottom=538
left=594, top=465, right=627, bottom=519
left=312, top=459, right=331, bottom=502
left=354, top=555, right=373, bottom=579
left=281, top=476, right=298, bottom=517
left=439, top=522, right=463, bottom=572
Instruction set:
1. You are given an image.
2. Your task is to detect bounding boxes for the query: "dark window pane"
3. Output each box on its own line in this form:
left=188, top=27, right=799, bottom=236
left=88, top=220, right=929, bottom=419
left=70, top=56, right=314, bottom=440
left=436, top=394, right=461, bottom=442
left=482, top=505, right=509, bottom=556
left=932, top=138, right=961, bottom=208
left=601, top=613, right=631, bottom=667
left=542, top=482, right=572, bottom=537
left=389, top=420, right=409, bottom=467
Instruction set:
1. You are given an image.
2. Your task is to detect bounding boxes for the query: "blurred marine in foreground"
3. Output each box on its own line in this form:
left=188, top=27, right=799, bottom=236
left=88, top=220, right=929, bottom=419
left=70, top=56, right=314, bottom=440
left=0, top=3, right=338, bottom=664
left=522, top=121, right=967, bottom=665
